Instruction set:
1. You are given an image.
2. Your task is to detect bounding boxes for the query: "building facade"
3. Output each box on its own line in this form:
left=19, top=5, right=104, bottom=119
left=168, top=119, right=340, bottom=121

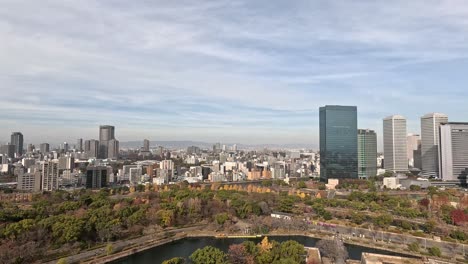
left=39, top=143, right=50, bottom=154
left=439, top=123, right=468, bottom=185
left=407, top=134, right=421, bottom=169
left=85, top=139, right=99, bottom=158
left=99, top=125, right=115, bottom=159
left=41, top=161, right=59, bottom=191
left=421, top=113, right=448, bottom=178
left=383, top=115, right=408, bottom=172
left=86, top=166, right=108, bottom=189
left=357, top=129, right=377, bottom=179
left=319, top=105, right=358, bottom=180
left=10, top=132, right=24, bottom=157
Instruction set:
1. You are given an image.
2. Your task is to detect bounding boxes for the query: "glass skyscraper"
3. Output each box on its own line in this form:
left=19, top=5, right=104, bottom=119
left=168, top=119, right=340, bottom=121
left=358, top=129, right=377, bottom=179
left=319, top=105, right=358, bottom=180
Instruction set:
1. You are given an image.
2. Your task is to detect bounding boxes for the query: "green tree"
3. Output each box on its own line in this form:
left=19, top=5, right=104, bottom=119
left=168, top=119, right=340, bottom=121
left=372, top=214, right=393, bottom=228
left=350, top=212, right=366, bottom=225
left=408, top=242, right=419, bottom=252
left=215, top=213, right=229, bottom=225
left=297, top=181, right=307, bottom=189
left=190, top=246, right=227, bottom=264
left=410, top=185, right=421, bottom=191
left=106, top=244, right=114, bottom=256
left=52, top=215, right=84, bottom=244
left=162, top=257, right=185, bottom=264
left=427, top=247, right=442, bottom=257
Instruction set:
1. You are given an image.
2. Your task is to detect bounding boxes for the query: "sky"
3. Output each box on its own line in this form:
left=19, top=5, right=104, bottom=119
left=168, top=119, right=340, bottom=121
left=2, top=0, right=468, bottom=148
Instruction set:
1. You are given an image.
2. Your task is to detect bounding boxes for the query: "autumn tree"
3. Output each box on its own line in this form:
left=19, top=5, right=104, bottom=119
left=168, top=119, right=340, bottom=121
left=190, top=246, right=227, bottom=264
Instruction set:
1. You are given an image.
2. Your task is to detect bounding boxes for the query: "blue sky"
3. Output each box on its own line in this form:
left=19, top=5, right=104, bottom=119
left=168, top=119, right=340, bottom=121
left=2, top=0, right=468, bottom=148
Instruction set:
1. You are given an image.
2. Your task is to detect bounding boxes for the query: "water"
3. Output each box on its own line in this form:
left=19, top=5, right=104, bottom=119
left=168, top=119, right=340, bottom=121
left=114, top=236, right=415, bottom=264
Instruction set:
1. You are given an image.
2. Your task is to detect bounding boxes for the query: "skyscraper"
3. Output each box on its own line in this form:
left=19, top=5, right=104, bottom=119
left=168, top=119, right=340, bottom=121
left=357, top=129, right=377, bottom=179
left=439, top=123, right=468, bottom=185
left=84, top=139, right=99, bottom=158
left=0, top=144, right=15, bottom=158
left=143, top=139, right=150, bottom=151
left=40, top=143, right=50, bottom=154
left=41, top=160, right=59, bottom=191
left=407, top=134, right=421, bottom=168
left=319, top=105, right=358, bottom=180
left=10, top=132, right=23, bottom=157
left=77, top=138, right=83, bottom=152
left=383, top=115, right=408, bottom=172
left=108, top=139, right=119, bottom=159
left=99, top=125, right=117, bottom=159
left=421, top=113, right=448, bottom=178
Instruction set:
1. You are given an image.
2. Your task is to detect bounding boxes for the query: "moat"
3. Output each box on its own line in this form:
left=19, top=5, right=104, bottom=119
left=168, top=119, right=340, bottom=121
left=113, top=236, right=416, bottom=263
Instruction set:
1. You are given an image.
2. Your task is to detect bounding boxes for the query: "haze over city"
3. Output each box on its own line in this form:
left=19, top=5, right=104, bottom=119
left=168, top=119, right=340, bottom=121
left=2, top=0, right=468, bottom=146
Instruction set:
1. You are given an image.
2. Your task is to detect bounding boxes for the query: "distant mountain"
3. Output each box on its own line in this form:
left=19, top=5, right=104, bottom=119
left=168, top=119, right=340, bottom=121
left=119, top=141, right=316, bottom=150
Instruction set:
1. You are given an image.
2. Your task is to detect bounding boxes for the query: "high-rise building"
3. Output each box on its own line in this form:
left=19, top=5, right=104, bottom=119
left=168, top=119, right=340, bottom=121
left=143, top=139, right=150, bottom=151
left=319, top=105, right=358, bottom=180
left=40, top=143, right=50, bottom=154
left=439, top=123, right=468, bottom=185
left=17, top=172, right=42, bottom=192
left=107, top=139, right=119, bottom=159
left=63, top=142, right=69, bottom=152
left=86, top=166, right=108, bottom=189
left=407, top=134, right=421, bottom=168
left=84, top=139, right=99, bottom=158
left=76, top=138, right=83, bottom=152
left=421, top=113, right=448, bottom=178
left=0, top=144, right=15, bottom=158
left=41, top=160, right=59, bottom=191
left=10, top=132, right=23, bottom=157
left=383, top=115, right=408, bottom=172
left=99, top=125, right=115, bottom=159
left=358, top=129, right=377, bottom=179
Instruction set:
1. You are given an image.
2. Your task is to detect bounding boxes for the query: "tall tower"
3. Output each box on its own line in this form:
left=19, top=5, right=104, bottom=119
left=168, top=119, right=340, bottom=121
left=439, top=123, right=468, bottom=186
left=383, top=115, right=408, bottom=173
left=358, top=129, right=377, bottom=179
left=143, top=139, right=150, bottom=151
left=10, top=132, right=24, bottom=157
left=421, top=113, right=448, bottom=178
left=319, top=105, right=358, bottom=180
left=99, top=125, right=115, bottom=159
left=407, top=134, right=421, bottom=169
left=76, top=138, right=83, bottom=152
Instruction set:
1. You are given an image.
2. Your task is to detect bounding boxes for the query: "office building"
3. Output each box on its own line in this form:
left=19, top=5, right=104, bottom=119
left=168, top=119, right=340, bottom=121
left=107, top=139, right=119, bottom=159
left=84, top=139, right=99, bottom=158
left=58, top=156, right=75, bottom=170
left=407, top=134, right=421, bottom=168
left=99, top=125, right=115, bottom=159
left=86, top=166, right=108, bottom=189
left=76, top=138, right=83, bottom=152
left=439, top=123, right=468, bottom=185
left=319, top=105, right=358, bottom=180
left=143, top=139, right=150, bottom=151
left=383, top=115, right=408, bottom=172
left=17, top=172, right=42, bottom=192
left=63, top=142, right=69, bottom=152
left=41, top=161, right=59, bottom=191
left=357, top=129, right=377, bottom=179
left=11, top=132, right=23, bottom=157
left=0, top=144, right=15, bottom=158
left=421, top=113, right=448, bottom=178
left=40, top=143, right=50, bottom=154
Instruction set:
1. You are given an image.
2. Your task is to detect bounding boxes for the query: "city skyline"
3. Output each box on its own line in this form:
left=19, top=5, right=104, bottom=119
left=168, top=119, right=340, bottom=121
left=2, top=1, right=468, bottom=145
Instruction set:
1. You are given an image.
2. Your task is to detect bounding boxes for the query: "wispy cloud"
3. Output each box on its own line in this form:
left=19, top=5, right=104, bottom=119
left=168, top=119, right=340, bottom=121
left=1, top=0, right=468, bottom=146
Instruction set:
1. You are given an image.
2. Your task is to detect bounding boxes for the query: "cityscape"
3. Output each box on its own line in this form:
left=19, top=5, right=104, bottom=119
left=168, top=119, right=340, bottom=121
left=1, top=1, right=468, bottom=264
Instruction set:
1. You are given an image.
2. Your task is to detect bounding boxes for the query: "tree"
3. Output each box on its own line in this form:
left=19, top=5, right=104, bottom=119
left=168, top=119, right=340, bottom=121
left=423, top=220, right=436, bottom=234
left=106, top=243, right=114, bottom=256
left=318, top=184, right=326, bottom=190
left=298, top=181, right=307, bottom=189
left=350, top=212, right=366, bottom=225
left=279, top=240, right=305, bottom=263
left=373, top=214, right=393, bottom=228
left=162, top=257, right=185, bottom=264
left=228, top=244, right=251, bottom=264
left=450, top=209, right=467, bottom=226
left=408, top=242, right=419, bottom=252
left=190, top=246, right=227, bottom=264
left=259, top=237, right=273, bottom=252
left=215, top=213, right=229, bottom=226
left=418, top=198, right=430, bottom=209
left=427, top=247, right=442, bottom=257
left=410, top=185, right=421, bottom=191
left=450, top=230, right=467, bottom=241
left=56, top=258, right=67, bottom=264
left=316, top=238, right=348, bottom=264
